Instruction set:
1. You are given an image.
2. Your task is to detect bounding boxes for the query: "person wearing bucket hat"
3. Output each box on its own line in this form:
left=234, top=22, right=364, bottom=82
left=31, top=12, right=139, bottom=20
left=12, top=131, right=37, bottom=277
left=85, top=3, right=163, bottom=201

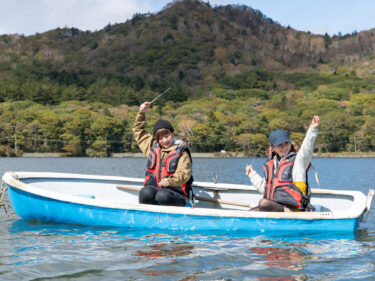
left=132, top=101, right=193, bottom=207
left=245, top=116, right=320, bottom=212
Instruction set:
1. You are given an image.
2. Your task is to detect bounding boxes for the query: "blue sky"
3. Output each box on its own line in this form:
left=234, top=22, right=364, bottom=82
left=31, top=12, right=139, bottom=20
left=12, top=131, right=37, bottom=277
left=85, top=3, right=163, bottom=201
left=0, top=0, right=374, bottom=36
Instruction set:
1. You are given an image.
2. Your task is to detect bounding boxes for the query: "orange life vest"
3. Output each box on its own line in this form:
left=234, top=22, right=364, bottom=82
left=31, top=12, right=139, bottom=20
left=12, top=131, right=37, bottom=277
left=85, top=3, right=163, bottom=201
left=144, top=143, right=192, bottom=195
left=263, top=152, right=311, bottom=210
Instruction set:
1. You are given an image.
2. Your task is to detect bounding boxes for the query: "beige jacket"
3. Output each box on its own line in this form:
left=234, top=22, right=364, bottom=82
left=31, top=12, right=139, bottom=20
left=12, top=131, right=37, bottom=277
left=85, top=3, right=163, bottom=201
left=133, top=111, right=192, bottom=187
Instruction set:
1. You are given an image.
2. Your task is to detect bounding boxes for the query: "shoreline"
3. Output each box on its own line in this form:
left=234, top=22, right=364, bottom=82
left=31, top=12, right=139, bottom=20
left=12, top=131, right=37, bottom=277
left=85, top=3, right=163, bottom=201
left=16, top=152, right=375, bottom=158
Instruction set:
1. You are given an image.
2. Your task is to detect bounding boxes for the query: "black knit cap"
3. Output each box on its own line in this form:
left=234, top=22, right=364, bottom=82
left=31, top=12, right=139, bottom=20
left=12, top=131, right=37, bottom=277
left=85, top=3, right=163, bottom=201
left=153, top=119, right=174, bottom=135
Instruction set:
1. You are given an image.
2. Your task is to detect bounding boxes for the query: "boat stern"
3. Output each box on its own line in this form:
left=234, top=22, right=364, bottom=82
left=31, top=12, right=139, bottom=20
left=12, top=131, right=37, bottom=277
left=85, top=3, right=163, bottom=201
left=361, top=189, right=374, bottom=223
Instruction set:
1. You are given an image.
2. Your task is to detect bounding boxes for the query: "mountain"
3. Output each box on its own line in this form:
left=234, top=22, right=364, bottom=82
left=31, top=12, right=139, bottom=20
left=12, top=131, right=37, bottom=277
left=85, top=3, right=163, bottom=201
left=0, top=0, right=375, bottom=104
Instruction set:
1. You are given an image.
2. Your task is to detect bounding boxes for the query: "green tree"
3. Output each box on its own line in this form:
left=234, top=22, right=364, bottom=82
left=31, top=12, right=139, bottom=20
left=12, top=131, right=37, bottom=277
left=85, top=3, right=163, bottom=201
left=235, top=133, right=268, bottom=156
left=319, top=112, right=361, bottom=152
left=60, top=109, right=92, bottom=155
left=86, top=137, right=109, bottom=157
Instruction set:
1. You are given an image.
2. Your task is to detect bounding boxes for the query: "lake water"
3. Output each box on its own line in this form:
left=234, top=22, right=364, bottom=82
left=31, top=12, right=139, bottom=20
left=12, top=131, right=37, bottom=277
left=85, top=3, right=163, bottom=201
left=0, top=157, right=374, bottom=280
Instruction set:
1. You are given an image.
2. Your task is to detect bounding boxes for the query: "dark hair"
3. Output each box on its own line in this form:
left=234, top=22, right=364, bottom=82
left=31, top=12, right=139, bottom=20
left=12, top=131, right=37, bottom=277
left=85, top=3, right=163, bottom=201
left=155, top=128, right=172, bottom=141
left=268, top=141, right=312, bottom=170
left=268, top=141, right=298, bottom=158
left=291, top=142, right=299, bottom=152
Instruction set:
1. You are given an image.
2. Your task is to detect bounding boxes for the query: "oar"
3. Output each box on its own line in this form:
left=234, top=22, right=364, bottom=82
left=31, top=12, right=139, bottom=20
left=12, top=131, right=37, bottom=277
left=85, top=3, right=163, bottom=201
left=116, top=185, right=251, bottom=208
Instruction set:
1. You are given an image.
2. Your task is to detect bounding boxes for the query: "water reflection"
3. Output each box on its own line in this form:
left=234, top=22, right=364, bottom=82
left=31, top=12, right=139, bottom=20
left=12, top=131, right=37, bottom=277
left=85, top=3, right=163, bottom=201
left=251, top=245, right=306, bottom=270
left=249, top=239, right=308, bottom=281
left=257, top=277, right=299, bottom=281
left=7, top=218, right=364, bottom=242
left=136, top=243, right=193, bottom=259
left=1, top=218, right=374, bottom=280
left=135, top=237, right=194, bottom=277
left=355, top=228, right=375, bottom=242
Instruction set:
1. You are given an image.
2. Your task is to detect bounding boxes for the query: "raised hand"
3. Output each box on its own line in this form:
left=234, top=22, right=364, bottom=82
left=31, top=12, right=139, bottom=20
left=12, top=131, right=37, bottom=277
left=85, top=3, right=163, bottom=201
left=311, top=115, right=320, bottom=129
left=140, top=101, right=150, bottom=113
left=246, top=164, right=253, bottom=176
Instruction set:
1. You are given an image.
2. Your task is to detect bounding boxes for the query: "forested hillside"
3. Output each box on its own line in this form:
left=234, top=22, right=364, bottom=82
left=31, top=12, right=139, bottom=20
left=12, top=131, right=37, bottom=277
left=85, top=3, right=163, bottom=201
left=0, top=0, right=374, bottom=156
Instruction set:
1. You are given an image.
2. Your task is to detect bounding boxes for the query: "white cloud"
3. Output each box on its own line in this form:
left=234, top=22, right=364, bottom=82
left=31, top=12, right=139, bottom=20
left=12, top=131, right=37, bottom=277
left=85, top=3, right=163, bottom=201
left=0, top=0, right=156, bottom=35
left=43, top=0, right=144, bottom=31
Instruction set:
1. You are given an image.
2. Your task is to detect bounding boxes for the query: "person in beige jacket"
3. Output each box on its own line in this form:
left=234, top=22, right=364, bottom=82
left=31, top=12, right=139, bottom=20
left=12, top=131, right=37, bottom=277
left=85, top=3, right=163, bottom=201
left=133, top=101, right=193, bottom=206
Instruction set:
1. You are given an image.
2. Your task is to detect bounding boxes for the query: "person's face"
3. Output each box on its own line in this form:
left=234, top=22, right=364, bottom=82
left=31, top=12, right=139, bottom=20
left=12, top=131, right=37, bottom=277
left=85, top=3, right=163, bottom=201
left=272, top=141, right=291, bottom=157
left=158, top=132, right=173, bottom=148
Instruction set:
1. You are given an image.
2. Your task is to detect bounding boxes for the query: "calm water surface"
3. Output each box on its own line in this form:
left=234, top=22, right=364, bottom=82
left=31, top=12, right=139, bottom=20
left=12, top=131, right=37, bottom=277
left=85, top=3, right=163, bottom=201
left=0, top=157, right=374, bottom=280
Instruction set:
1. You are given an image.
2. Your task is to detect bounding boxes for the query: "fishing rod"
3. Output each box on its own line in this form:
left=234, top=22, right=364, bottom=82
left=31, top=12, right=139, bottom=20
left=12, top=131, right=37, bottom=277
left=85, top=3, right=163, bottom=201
left=150, top=87, right=171, bottom=104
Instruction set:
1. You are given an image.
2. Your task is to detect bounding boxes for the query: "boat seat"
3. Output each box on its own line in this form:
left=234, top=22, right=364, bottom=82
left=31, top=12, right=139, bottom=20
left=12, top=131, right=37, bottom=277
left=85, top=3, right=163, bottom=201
left=74, top=194, right=96, bottom=199
left=312, top=204, right=331, bottom=212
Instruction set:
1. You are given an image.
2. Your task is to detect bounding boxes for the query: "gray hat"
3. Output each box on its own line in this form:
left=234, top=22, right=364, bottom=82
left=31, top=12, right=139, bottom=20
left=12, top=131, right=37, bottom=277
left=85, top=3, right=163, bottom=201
left=269, top=129, right=291, bottom=147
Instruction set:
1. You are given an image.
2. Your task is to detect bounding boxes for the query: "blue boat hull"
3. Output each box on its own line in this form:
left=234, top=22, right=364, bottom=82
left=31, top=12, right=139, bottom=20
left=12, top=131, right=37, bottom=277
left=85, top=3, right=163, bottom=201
left=8, top=185, right=361, bottom=233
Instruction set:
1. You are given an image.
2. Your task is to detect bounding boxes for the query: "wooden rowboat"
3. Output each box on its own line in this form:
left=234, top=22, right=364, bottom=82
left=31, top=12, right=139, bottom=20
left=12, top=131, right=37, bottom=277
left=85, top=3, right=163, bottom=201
left=2, top=171, right=374, bottom=233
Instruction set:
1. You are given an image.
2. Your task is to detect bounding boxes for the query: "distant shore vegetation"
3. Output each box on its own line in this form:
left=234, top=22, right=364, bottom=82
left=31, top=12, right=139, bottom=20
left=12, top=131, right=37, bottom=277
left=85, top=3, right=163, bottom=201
left=0, top=68, right=374, bottom=157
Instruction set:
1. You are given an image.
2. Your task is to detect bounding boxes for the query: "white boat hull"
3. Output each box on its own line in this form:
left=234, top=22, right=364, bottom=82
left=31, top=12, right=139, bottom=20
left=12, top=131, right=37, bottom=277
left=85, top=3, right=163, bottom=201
left=2, top=171, right=373, bottom=233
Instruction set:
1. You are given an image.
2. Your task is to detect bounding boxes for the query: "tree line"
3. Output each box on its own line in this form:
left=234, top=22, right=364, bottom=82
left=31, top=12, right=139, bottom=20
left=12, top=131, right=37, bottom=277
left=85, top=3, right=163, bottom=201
left=0, top=67, right=374, bottom=157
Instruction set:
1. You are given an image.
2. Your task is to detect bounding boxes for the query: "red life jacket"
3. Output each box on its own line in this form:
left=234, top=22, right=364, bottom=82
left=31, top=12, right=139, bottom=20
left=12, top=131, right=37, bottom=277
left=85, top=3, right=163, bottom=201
left=144, top=143, right=192, bottom=195
left=263, top=152, right=311, bottom=210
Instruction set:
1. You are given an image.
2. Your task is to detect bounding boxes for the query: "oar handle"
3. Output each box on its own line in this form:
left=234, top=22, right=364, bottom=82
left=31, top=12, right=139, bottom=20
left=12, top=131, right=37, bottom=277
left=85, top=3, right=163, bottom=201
left=116, top=185, right=251, bottom=208
left=117, top=185, right=141, bottom=191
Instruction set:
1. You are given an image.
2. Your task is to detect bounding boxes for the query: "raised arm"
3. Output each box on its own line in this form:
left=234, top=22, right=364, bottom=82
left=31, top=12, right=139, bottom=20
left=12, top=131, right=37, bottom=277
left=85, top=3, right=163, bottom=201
left=132, top=101, right=154, bottom=156
left=292, top=115, right=320, bottom=184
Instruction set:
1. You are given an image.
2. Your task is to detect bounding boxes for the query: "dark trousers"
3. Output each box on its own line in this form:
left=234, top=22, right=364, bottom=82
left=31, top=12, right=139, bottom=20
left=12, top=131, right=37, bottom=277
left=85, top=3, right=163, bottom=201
left=139, top=185, right=186, bottom=206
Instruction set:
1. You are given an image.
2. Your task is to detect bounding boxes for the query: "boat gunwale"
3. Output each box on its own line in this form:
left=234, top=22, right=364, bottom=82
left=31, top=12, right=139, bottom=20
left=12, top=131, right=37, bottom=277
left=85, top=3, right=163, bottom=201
left=2, top=171, right=368, bottom=220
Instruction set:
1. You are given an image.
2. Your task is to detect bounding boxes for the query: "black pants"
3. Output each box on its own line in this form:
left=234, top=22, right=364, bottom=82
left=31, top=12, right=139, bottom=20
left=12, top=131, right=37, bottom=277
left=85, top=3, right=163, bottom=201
left=139, top=185, right=186, bottom=206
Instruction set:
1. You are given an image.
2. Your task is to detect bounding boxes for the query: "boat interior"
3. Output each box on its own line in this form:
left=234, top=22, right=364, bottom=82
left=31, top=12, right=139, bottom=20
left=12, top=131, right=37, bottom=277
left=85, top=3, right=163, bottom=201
left=9, top=172, right=367, bottom=214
